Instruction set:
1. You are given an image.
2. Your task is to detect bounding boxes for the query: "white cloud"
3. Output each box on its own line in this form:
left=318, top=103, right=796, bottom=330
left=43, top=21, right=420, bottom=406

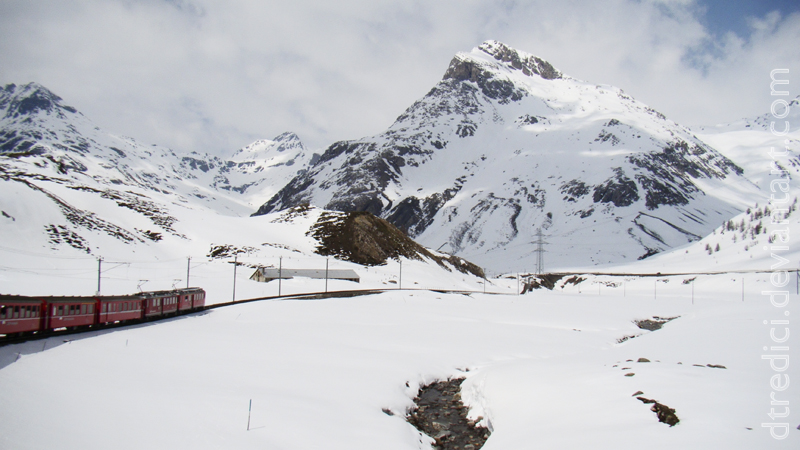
left=0, top=0, right=798, bottom=155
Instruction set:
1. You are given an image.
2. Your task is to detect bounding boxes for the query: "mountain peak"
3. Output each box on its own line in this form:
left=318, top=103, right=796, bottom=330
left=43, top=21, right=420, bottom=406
left=231, top=131, right=307, bottom=162
left=1, top=82, right=79, bottom=119
left=439, top=41, right=561, bottom=105
left=476, top=40, right=562, bottom=80
left=441, top=41, right=562, bottom=103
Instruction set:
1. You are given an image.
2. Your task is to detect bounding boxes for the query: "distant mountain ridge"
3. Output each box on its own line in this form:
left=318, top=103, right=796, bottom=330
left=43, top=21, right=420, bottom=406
left=0, top=82, right=314, bottom=215
left=253, top=41, right=759, bottom=271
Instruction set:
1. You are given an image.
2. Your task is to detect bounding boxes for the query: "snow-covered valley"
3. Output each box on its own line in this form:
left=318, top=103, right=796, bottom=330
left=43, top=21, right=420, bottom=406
left=1, top=39, right=799, bottom=448
left=1, top=272, right=797, bottom=449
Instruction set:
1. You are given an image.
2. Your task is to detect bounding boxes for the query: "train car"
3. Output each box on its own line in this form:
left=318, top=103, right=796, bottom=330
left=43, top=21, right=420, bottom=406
left=46, top=297, right=97, bottom=330
left=0, top=295, right=45, bottom=335
left=142, top=290, right=178, bottom=319
left=178, top=290, right=193, bottom=311
left=161, top=292, right=179, bottom=315
left=98, top=294, right=143, bottom=325
left=189, top=288, right=206, bottom=309
left=178, top=287, right=206, bottom=311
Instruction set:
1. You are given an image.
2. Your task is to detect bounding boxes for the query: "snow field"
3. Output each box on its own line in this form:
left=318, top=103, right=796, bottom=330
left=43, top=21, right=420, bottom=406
left=1, top=273, right=797, bottom=449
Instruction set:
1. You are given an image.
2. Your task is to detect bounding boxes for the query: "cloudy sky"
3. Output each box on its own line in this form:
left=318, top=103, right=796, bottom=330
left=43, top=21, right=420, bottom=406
left=1, top=0, right=799, bottom=156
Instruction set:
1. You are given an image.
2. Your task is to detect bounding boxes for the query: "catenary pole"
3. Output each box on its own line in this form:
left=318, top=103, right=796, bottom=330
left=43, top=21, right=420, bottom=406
left=399, top=259, right=402, bottom=290
left=232, top=255, right=238, bottom=302
left=186, top=257, right=191, bottom=289
left=97, top=257, right=103, bottom=295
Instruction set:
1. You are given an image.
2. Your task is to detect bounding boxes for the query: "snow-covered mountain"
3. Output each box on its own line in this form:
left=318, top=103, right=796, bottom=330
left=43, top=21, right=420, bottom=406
left=0, top=82, right=485, bottom=298
left=253, top=41, right=759, bottom=272
left=0, top=82, right=315, bottom=216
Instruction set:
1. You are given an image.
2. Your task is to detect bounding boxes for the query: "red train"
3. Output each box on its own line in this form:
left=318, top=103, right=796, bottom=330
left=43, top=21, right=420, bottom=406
left=0, top=287, right=206, bottom=337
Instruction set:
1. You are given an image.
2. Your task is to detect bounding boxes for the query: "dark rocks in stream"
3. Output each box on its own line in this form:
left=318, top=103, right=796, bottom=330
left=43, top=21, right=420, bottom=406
left=407, top=378, right=491, bottom=450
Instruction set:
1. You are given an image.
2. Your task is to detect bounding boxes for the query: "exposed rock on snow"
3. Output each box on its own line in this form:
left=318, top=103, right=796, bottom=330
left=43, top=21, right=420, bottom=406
left=634, top=316, right=678, bottom=331
left=636, top=396, right=680, bottom=427
left=307, top=209, right=484, bottom=278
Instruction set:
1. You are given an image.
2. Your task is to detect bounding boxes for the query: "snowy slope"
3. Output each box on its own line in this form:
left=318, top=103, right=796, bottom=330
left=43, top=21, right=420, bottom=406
left=254, top=41, right=759, bottom=272
left=605, top=97, right=800, bottom=274
left=0, top=82, right=315, bottom=216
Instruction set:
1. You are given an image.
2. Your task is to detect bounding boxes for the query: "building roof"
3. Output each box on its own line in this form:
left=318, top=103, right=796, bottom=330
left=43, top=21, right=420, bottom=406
left=250, top=268, right=360, bottom=282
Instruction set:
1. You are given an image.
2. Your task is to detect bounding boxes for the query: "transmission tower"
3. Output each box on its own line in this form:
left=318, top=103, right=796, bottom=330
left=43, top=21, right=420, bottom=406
left=533, top=228, right=549, bottom=275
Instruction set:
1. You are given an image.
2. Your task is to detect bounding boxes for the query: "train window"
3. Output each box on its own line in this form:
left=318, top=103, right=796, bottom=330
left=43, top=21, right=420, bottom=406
left=102, top=304, right=106, bottom=313
left=13, top=306, right=20, bottom=319
left=88, top=304, right=93, bottom=314
left=0, top=306, right=5, bottom=319
left=81, top=304, right=86, bottom=315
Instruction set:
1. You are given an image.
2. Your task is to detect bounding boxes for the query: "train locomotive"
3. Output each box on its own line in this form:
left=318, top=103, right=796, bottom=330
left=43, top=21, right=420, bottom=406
left=0, top=287, right=206, bottom=338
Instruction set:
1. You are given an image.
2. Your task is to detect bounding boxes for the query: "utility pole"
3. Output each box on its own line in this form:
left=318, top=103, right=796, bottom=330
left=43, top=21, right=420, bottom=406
left=186, top=257, right=191, bottom=289
left=97, top=256, right=103, bottom=295
left=399, top=259, right=403, bottom=290
left=325, top=258, right=329, bottom=293
left=278, top=256, right=282, bottom=296
left=533, top=228, right=548, bottom=275
left=232, top=255, right=238, bottom=302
